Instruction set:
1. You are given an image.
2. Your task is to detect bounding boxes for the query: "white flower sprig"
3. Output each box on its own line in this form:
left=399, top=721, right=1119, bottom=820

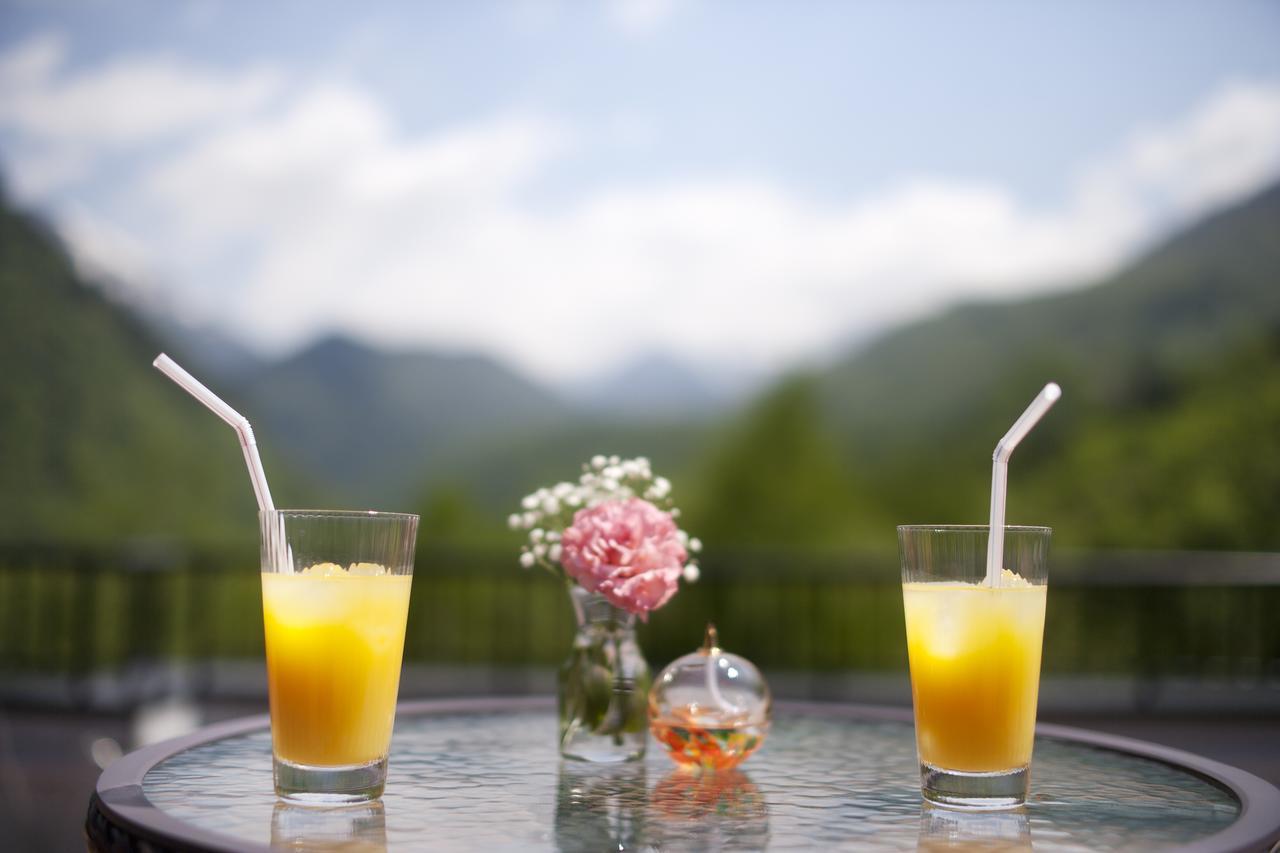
left=508, top=455, right=702, bottom=582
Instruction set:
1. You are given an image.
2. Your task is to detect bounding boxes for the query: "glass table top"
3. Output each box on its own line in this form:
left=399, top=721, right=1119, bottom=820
left=133, top=703, right=1249, bottom=852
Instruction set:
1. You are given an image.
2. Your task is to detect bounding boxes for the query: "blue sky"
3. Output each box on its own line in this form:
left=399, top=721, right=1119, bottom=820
left=3, top=1, right=1280, bottom=383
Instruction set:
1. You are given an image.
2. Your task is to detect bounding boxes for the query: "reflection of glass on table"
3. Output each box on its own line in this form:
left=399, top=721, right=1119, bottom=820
left=647, top=768, right=769, bottom=851
left=554, top=759, right=647, bottom=851
left=271, top=801, right=387, bottom=852
left=917, top=803, right=1031, bottom=852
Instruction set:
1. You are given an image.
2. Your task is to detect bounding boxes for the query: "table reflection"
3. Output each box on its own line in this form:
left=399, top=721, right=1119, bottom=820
left=648, top=767, right=770, bottom=851
left=270, top=800, right=388, bottom=852
left=552, top=761, right=771, bottom=852
left=917, top=803, right=1031, bottom=852
left=554, top=760, right=648, bottom=852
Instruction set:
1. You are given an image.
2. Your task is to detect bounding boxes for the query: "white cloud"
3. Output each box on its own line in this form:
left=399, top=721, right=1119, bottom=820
left=1108, top=80, right=1280, bottom=218
left=141, top=84, right=573, bottom=278
left=3, top=34, right=1278, bottom=383
left=58, top=202, right=159, bottom=298
left=608, top=0, right=683, bottom=37
left=0, top=32, right=280, bottom=190
left=0, top=33, right=280, bottom=143
left=0, top=32, right=63, bottom=87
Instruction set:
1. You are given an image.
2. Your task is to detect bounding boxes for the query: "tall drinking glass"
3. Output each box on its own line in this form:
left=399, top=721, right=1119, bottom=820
left=897, top=525, right=1050, bottom=809
left=260, top=510, right=418, bottom=802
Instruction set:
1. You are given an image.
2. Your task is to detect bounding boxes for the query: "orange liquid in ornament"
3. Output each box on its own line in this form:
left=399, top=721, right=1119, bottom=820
left=651, top=705, right=767, bottom=770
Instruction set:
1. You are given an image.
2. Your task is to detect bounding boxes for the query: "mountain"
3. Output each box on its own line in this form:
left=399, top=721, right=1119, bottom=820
left=824, top=184, right=1280, bottom=442
left=809, top=181, right=1280, bottom=547
left=233, top=182, right=1280, bottom=548
left=233, top=336, right=573, bottom=507
left=0, top=196, right=282, bottom=544
left=565, top=352, right=743, bottom=420
left=6, top=178, right=1277, bottom=553
left=158, top=321, right=263, bottom=384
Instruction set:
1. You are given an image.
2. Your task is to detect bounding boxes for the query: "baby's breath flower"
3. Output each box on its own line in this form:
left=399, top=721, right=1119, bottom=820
left=513, top=454, right=700, bottom=585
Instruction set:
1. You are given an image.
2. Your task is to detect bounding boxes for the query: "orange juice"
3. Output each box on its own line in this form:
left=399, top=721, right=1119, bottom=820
left=262, top=566, right=412, bottom=767
left=902, top=580, right=1046, bottom=772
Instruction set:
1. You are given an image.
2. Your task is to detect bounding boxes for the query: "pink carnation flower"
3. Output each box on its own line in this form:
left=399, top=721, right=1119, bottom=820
left=559, top=498, right=687, bottom=619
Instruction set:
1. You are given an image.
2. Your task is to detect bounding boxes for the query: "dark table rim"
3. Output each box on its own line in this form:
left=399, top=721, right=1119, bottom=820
left=89, top=697, right=1280, bottom=853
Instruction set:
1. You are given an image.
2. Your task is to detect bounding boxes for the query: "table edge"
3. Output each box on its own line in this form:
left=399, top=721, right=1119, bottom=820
left=89, top=698, right=556, bottom=853
left=91, top=697, right=1280, bottom=853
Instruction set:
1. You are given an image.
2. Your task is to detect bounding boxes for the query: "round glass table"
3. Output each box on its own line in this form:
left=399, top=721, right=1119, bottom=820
left=88, top=698, right=1280, bottom=852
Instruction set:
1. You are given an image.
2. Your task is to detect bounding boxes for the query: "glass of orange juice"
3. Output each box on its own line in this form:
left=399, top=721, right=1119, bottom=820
left=898, top=525, right=1050, bottom=810
left=260, top=509, right=418, bottom=802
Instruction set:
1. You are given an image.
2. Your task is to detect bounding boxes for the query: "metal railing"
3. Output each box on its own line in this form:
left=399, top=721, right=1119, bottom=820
left=1, top=543, right=1278, bottom=708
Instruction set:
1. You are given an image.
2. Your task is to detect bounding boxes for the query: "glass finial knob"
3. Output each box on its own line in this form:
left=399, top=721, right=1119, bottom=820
left=701, top=623, right=720, bottom=654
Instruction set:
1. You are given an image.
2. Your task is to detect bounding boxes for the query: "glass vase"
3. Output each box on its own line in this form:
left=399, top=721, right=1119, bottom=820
left=559, top=585, right=651, bottom=763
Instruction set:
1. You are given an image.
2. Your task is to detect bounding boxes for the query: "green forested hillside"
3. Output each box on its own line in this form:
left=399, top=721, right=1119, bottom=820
left=794, top=182, right=1280, bottom=549
left=0, top=199, right=290, bottom=544
left=1020, top=339, right=1280, bottom=549
left=822, top=184, right=1280, bottom=449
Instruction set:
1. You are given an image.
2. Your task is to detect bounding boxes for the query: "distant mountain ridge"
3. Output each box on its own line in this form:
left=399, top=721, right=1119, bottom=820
left=565, top=352, right=749, bottom=420
left=231, top=335, right=573, bottom=506
left=162, top=332, right=755, bottom=506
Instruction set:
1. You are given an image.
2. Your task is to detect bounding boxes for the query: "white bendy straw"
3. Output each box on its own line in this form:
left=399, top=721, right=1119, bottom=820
left=985, top=383, right=1061, bottom=587
left=152, top=353, right=275, bottom=513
